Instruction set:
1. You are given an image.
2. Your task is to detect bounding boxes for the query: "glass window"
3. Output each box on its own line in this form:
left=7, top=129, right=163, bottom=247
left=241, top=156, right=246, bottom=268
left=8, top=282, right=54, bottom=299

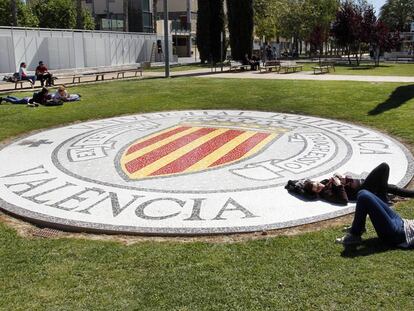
left=142, top=0, right=150, bottom=11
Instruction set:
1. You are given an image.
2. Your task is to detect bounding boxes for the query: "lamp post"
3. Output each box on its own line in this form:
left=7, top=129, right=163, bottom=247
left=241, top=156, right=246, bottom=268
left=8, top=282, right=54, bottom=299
left=163, top=0, right=170, bottom=78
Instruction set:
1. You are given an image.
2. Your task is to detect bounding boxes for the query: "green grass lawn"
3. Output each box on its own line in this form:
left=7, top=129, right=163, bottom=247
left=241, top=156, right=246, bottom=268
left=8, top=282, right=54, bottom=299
left=146, top=61, right=414, bottom=76
left=1, top=78, right=414, bottom=310
left=299, top=62, right=414, bottom=76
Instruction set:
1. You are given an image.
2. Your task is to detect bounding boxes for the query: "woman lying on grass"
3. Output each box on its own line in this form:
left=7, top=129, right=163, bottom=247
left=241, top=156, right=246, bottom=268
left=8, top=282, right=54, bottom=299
left=336, top=189, right=414, bottom=247
left=285, top=163, right=414, bottom=205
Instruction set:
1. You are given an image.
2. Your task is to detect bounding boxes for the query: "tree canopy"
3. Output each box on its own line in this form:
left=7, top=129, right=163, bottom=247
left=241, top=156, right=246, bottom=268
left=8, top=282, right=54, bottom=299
left=0, top=0, right=39, bottom=27
left=380, top=0, right=414, bottom=32
left=227, top=0, right=254, bottom=60
left=0, top=0, right=94, bottom=30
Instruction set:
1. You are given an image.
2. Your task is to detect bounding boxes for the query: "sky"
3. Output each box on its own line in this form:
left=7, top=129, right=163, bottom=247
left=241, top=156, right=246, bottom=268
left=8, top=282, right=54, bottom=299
left=369, top=0, right=387, bottom=14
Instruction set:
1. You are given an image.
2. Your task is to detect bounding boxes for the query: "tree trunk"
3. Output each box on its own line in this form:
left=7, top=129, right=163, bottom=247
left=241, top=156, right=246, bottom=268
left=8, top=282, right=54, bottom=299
left=11, top=0, right=17, bottom=26
left=375, top=46, right=380, bottom=66
left=76, top=0, right=83, bottom=29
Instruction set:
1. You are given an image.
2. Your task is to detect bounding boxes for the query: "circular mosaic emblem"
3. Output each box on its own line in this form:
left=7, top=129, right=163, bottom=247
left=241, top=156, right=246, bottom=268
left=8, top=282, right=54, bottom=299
left=0, top=110, right=412, bottom=235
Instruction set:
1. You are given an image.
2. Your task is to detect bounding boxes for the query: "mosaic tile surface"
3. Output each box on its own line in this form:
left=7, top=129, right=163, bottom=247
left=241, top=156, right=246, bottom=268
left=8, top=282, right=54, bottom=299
left=0, top=110, right=412, bottom=235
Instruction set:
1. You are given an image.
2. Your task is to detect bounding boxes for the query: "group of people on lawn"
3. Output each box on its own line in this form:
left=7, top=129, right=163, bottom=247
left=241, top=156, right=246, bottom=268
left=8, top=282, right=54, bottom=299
left=285, top=162, right=414, bottom=248
left=1, top=61, right=80, bottom=107
left=0, top=85, right=80, bottom=107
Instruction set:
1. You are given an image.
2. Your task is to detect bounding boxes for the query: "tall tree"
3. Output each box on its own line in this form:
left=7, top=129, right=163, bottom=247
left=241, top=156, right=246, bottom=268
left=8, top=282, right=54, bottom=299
left=31, top=0, right=94, bottom=29
left=196, top=0, right=211, bottom=63
left=254, top=0, right=282, bottom=41
left=196, top=0, right=224, bottom=63
left=209, top=0, right=225, bottom=62
left=0, top=0, right=38, bottom=27
left=75, top=0, right=83, bottom=29
left=331, top=0, right=363, bottom=64
left=11, top=0, right=17, bottom=26
left=227, top=0, right=254, bottom=61
left=380, top=0, right=414, bottom=32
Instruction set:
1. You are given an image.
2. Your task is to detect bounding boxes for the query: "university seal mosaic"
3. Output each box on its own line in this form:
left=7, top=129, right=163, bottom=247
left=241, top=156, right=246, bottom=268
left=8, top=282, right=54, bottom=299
left=0, top=110, right=412, bottom=235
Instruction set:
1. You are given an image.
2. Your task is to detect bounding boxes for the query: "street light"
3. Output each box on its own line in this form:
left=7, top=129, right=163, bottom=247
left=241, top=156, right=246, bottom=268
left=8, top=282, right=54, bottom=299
left=163, top=0, right=170, bottom=78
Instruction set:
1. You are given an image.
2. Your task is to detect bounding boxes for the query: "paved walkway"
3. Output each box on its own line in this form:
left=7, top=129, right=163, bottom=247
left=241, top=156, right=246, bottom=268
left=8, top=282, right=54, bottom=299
left=198, top=70, right=414, bottom=83
left=1, top=68, right=413, bottom=93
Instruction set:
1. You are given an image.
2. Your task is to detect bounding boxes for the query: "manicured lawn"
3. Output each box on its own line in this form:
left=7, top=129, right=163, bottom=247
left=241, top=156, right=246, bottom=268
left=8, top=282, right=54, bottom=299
left=1, top=78, right=414, bottom=310
left=147, top=61, right=414, bottom=76
left=300, top=62, right=414, bottom=76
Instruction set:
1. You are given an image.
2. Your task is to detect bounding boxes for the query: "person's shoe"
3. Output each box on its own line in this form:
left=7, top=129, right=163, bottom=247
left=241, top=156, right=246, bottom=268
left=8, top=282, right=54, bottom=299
left=335, top=233, right=362, bottom=246
left=342, top=226, right=366, bottom=234
left=27, top=103, right=36, bottom=108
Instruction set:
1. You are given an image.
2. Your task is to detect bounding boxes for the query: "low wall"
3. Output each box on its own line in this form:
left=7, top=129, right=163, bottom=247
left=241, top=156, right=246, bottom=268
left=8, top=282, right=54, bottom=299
left=0, top=27, right=171, bottom=74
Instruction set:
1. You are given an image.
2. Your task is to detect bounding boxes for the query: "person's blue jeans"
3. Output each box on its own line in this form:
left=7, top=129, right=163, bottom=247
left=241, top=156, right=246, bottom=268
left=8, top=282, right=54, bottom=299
left=4, top=96, right=30, bottom=105
left=351, top=190, right=406, bottom=245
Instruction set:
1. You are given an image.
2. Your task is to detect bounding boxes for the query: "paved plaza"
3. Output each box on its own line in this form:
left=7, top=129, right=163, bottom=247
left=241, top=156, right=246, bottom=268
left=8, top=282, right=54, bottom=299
left=0, top=110, right=412, bottom=235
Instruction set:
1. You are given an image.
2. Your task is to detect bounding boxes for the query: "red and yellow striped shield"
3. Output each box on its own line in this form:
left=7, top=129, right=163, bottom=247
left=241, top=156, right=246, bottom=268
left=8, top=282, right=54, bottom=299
left=120, top=124, right=286, bottom=179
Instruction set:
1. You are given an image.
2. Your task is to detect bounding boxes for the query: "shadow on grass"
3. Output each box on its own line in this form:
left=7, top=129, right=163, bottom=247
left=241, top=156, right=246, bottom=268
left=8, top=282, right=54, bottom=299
left=340, top=237, right=401, bottom=257
left=348, top=66, right=375, bottom=70
left=369, top=84, right=414, bottom=115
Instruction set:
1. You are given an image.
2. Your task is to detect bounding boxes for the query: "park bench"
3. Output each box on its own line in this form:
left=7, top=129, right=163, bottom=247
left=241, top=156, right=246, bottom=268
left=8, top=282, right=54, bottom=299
left=3, top=73, right=36, bottom=89
left=65, top=66, right=143, bottom=84
left=259, top=60, right=281, bottom=73
left=312, top=65, right=330, bottom=74
left=229, top=61, right=249, bottom=72
left=116, top=67, right=143, bottom=79
left=14, top=79, right=35, bottom=89
left=280, top=62, right=303, bottom=73
left=320, top=61, right=335, bottom=72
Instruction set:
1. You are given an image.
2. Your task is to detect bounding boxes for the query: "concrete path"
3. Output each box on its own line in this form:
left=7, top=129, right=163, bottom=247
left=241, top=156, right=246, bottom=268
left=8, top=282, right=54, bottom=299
left=198, top=70, right=414, bottom=83
left=1, top=68, right=413, bottom=94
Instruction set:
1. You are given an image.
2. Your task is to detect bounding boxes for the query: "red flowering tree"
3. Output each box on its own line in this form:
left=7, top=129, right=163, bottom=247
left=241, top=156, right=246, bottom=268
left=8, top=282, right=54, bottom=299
left=331, top=1, right=363, bottom=65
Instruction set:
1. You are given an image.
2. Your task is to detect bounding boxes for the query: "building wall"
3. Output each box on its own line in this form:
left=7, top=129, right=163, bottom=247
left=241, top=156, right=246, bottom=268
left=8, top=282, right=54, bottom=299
left=156, top=0, right=197, bottom=12
left=82, top=0, right=154, bottom=32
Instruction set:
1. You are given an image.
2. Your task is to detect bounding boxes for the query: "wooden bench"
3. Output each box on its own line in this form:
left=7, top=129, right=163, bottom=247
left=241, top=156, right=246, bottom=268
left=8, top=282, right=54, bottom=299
left=69, top=67, right=143, bottom=84
left=260, top=61, right=281, bottom=73
left=229, top=61, right=249, bottom=72
left=72, top=75, right=82, bottom=84
left=312, top=66, right=330, bottom=74
left=14, top=79, right=34, bottom=89
left=116, top=67, right=143, bottom=79
left=280, top=63, right=303, bottom=73
left=320, top=62, right=335, bottom=72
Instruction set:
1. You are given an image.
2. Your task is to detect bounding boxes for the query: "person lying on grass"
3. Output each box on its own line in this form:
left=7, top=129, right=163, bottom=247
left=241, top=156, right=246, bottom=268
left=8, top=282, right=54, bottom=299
left=52, top=85, right=80, bottom=104
left=336, top=189, right=414, bottom=247
left=0, top=87, right=80, bottom=107
left=285, top=163, right=414, bottom=205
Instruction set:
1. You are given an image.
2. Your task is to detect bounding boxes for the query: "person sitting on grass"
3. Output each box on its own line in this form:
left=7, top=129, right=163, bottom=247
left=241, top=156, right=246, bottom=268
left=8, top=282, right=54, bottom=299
left=336, top=189, right=414, bottom=247
left=52, top=85, right=81, bottom=104
left=285, top=163, right=414, bottom=205
left=18, top=62, right=37, bottom=84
